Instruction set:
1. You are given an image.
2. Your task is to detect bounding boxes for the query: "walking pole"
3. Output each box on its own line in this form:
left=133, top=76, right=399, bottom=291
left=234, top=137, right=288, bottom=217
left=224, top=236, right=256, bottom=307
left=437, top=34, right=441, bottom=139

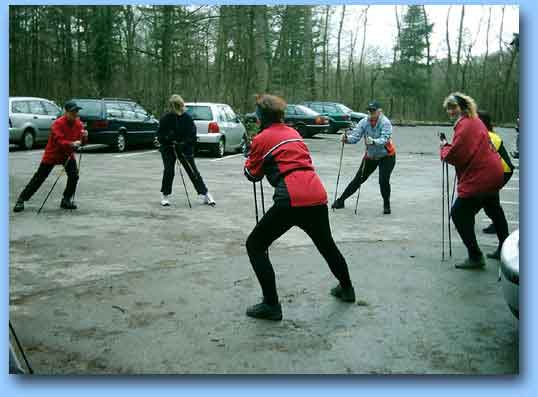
left=174, top=144, right=192, bottom=209
left=253, top=181, right=259, bottom=224
left=37, top=157, right=70, bottom=214
left=9, top=321, right=33, bottom=374
left=445, top=162, right=452, bottom=257
left=333, top=138, right=345, bottom=211
left=260, top=180, right=266, bottom=216
left=354, top=157, right=365, bottom=216
left=442, top=160, right=446, bottom=261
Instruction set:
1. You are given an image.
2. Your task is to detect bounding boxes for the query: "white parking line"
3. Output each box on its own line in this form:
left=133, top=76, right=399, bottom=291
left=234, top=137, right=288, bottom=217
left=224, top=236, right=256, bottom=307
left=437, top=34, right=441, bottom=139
left=483, top=219, right=519, bottom=225
left=210, top=153, right=243, bottom=162
left=503, top=187, right=519, bottom=191
left=500, top=201, right=519, bottom=205
left=115, top=150, right=158, bottom=158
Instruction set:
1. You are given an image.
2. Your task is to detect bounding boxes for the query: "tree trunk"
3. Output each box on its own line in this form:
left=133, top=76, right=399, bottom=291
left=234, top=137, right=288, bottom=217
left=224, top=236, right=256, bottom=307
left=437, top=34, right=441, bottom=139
left=336, top=5, right=345, bottom=99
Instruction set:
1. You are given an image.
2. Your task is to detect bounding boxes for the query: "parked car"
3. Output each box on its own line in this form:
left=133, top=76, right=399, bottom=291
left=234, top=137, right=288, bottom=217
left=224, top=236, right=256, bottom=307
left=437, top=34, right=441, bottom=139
left=500, top=229, right=519, bottom=319
left=70, top=98, right=159, bottom=152
left=185, top=102, right=247, bottom=158
left=9, top=96, right=62, bottom=149
left=243, top=105, right=329, bottom=138
left=301, top=101, right=367, bottom=133
left=284, top=104, right=329, bottom=138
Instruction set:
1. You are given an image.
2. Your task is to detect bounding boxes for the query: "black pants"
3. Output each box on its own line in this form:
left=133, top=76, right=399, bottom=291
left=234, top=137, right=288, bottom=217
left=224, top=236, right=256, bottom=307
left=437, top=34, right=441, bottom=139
left=451, top=193, right=509, bottom=259
left=246, top=204, right=353, bottom=305
left=18, top=159, right=79, bottom=202
left=160, top=146, right=208, bottom=196
left=339, top=155, right=396, bottom=205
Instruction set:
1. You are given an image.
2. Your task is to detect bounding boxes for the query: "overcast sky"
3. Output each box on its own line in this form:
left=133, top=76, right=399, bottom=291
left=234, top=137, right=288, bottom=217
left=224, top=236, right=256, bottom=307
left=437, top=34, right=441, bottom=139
left=334, top=4, right=519, bottom=63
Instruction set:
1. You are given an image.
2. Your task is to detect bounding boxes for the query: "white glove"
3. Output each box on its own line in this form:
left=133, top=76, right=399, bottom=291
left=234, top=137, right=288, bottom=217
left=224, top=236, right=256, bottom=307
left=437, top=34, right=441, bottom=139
left=72, top=140, right=81, bottom=150
left=365, top=136, right=375, bottom=145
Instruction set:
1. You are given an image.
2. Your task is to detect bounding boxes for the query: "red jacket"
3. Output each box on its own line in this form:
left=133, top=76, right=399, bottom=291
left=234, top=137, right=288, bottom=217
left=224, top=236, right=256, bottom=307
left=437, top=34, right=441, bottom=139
left=42, top=115, right=86, bottom=165
left=244, top=123, right=327, bottom=207
left=440, top=116, right=504, bottom=198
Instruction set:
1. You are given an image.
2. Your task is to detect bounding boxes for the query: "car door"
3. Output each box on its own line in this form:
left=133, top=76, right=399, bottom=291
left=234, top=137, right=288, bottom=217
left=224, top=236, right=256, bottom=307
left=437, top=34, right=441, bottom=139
left=224, top=105, right=244, bottom=147
left=40, top=100, right=62, bottom=143
left=216, top=105, right=231, bottom=144
left=28, top=100, right=55, bottom=142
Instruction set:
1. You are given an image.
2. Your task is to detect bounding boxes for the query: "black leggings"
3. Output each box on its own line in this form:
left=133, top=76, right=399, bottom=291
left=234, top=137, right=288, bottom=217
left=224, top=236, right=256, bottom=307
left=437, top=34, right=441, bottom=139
left=451, top=192, right=509, bottom=259
left=18, top=159, right=79, bottom=202
left=339, top=155, right=396, bottom=205
left=246, top=204, right=352, bottom=305
left=160, top=146, right=208, bottom=196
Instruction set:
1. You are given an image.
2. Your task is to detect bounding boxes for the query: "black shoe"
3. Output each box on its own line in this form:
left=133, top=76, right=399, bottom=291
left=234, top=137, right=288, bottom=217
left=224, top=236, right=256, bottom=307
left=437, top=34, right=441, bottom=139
left=246, top=302, right=282, bottom=321
left=486, top=249, right=501, bottom=260
left=330, top=284, right=356, bottom=303
left=331, top=199, right=344, bottom=209
left=455, top=255, right=486, bottom=269
left=13, top=201, right=24, bottom=213
left=482, top=223, right=496, bottom=234
left=60, top=198, right=77, bottom=210
left=383, top=205, right=391, bottom=214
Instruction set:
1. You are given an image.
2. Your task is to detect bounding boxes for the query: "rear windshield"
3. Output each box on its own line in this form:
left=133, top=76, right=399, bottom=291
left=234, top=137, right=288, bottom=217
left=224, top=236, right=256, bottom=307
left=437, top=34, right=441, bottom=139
left=76, top=101, right=103, bottom=118
left=185, top=105, right=213, bottom=121
left=295, top=105, right=319, bottom=116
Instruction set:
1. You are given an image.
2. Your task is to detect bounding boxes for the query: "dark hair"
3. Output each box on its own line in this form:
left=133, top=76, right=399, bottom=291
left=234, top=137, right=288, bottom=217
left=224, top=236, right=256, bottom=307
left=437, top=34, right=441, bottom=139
left=477, top=110, right=493, bottom=131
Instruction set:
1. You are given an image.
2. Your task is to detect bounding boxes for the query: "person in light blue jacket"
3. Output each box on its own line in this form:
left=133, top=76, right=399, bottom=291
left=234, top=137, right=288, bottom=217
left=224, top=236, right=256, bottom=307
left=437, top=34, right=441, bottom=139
left=332, top=100, right=396, bottom=214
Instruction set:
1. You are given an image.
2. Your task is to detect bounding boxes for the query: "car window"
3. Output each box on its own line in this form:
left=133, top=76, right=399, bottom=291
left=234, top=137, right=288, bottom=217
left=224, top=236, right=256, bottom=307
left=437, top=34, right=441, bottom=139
left=185, top=105, right=213, bottom=121
left=29, top=100, right=47, bottom=115
left=295, top=105, right=318, bottom=116
left=105, top=102, right=123, bottom=118
left=323, top=104, right=338, bottom=113
left=285, top=106, right=296, bottom=116
left=309, top=103, right=323, bottom=113
left=41, top=101, right=60, bottom=116
left=133, top=104, right=149, bottom=120
left=77, top=101, right=102, bottom=118
left=217, top=109, right=227, bottom=122
left=11, top=101, right=30, bottom=114
left=337, top=104, right=352, bottom=113
left=117, top=102, right=136, bottom=120
left=224, top=107, right=237, bottom=122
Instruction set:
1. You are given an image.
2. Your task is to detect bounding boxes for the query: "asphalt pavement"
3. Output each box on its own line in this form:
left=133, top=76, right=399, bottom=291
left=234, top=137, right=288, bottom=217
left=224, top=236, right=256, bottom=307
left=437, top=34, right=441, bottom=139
left=8, top=126, right=519, bottom=374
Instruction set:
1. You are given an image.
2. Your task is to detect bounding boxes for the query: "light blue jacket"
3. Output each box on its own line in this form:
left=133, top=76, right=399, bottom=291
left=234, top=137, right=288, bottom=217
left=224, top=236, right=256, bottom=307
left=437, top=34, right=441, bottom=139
left=346, top=114, right=393, bottom=159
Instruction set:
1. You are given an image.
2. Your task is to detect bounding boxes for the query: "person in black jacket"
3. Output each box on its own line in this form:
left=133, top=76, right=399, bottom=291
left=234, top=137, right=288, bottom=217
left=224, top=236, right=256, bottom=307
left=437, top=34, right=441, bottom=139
left=157, top=95, right=215, bottom=206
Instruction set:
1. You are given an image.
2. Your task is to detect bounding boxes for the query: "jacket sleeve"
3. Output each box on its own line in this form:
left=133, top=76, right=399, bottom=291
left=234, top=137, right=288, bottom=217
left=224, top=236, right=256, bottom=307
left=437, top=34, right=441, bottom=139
left=371, top=117, right=392, bottom=145
left=440, top=120, right=475, bottom=166
left=244, top=135, right=264, bottom=182
left=346, top=120, right=365, bottom=144
left=157, top=114, right=171, bottom=144
left=50, top=121, right=74, bottom=154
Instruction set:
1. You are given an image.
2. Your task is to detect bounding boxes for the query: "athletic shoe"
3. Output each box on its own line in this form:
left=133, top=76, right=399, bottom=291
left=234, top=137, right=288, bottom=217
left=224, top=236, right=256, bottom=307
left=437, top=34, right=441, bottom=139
left=383, top=204, right=391, bottom=214
left=60, top=198, right=77, bottom=210
left=13, top=201, right=24, bottom=213
left=330, top=284, right=356, bottom=303
left=455, top=255, right=486, bottom=269
left=331, top=199, right=344, bottom=209
left=482, top=223, right=496, bottom=234
left=486, top=248, right=501, bottom=260
left=246, top=302, right=282, bottom=321
left=161, top=194, right=170, bottom=206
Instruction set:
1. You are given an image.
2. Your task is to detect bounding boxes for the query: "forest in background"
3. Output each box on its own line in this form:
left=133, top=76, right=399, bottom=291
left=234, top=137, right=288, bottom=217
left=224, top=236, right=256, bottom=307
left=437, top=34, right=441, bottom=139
left=9, top=5, right=519, bottom=123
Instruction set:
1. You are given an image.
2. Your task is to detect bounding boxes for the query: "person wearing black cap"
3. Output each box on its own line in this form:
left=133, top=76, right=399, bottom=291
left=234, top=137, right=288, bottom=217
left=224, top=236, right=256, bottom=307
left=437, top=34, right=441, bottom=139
left=332, top=100, right=396, bottom=214
left=13, top=100, right=88, bottom=212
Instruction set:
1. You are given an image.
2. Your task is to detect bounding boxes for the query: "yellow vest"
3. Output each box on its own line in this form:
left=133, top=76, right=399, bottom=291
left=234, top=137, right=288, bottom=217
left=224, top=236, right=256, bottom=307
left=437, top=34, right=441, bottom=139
left=488, top=131, right=512, bottom=173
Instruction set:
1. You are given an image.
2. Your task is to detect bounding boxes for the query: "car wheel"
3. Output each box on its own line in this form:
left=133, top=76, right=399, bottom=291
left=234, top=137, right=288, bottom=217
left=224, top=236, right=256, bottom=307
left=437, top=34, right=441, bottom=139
left=20, top=129, right=35, bottom=150
left=115, top=132, right=127, bottom=152
left=296, top=125, right=307, bottom=138
left=213, top=138, right=225, bottom=158
left=153, top=136, right=160, bottom=149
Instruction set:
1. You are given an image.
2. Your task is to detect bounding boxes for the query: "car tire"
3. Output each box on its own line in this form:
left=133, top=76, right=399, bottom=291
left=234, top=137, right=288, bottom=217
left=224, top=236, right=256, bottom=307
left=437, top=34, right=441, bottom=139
left=115, top=132, right=127, bottom=152
left=20, top=129, right=35, bottom=150
left=296, top=125, right=307, bottom=138
left=213, top=138, right=225, bottom=158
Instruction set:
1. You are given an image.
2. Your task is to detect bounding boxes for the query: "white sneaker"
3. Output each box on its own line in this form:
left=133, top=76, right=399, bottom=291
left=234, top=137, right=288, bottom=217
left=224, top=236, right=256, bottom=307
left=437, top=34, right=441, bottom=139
left=202, top=192, right=216, bottom=206
left=161, top=194, right=171, bottom=206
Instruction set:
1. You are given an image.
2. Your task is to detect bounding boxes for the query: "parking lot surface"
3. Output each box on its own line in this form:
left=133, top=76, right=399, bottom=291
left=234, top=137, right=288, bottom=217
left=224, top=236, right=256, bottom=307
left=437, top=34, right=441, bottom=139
left=9, top=126, right=519, bottom=374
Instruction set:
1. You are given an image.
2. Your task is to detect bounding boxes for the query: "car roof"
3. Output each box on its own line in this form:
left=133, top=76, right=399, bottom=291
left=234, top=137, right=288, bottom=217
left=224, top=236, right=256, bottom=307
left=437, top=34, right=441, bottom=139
left=9, top=96, right=53, bottom=101
left=185, top=102, right=229, bottom=107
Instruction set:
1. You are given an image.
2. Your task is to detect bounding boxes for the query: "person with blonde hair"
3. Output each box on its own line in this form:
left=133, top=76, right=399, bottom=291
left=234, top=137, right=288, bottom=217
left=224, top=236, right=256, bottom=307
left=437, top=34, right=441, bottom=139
left=157, top=94, right=215, bottom=206
left=440, top=92, right=507, bottom=269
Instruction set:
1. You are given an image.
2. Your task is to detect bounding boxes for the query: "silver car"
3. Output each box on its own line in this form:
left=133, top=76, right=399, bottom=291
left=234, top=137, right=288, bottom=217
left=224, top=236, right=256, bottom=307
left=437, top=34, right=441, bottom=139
left=500, top=229, right=519, bottom=319
left=9, top=97, right=62, bottom=149
left=185, top=102, right=247, bottom=158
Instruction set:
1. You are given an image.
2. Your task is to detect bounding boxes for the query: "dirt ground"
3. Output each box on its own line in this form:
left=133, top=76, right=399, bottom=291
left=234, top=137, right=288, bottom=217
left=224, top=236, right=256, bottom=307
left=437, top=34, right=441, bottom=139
left=8, top=126, right=519, bottom=374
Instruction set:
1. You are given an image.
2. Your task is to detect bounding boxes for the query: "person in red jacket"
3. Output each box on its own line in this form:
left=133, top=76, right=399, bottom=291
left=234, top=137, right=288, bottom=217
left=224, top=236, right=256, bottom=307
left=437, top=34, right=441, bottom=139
left=13, top=100, right=88, bottom=212
left=243, top=94, right=355, bottom=321
left=440, top=92, right=508, bottom=269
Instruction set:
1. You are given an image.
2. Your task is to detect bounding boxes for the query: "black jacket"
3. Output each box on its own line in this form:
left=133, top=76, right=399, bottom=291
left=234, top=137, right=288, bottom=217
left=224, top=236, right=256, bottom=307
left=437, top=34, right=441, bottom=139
left=157, top=112, right=196, bottom=156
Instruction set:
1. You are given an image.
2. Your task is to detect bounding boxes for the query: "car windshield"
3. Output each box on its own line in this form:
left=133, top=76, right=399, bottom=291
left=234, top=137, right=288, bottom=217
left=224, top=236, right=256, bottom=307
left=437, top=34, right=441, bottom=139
left=186, top=106, right=213, bottom=121
left=295, top=105, right=319, bottom=116
left=337, top=104, right=352, bottom=113
left=76, top=101, right=102, bottom=117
